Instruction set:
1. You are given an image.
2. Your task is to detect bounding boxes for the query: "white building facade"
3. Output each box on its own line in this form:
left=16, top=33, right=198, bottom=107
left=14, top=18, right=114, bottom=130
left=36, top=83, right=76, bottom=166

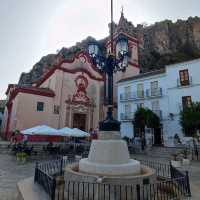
left=118, top=59, right=200, bottom=146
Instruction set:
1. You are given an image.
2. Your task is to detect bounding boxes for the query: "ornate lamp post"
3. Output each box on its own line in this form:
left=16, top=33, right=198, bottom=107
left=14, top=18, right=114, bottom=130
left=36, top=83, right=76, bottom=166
left=88, top=0, right=129, bottom=131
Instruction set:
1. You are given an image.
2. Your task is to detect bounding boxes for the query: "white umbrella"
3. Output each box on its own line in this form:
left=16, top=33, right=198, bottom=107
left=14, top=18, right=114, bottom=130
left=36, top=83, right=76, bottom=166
left=21, top=125, right=60, bottom=136
left=68, top=128, right=90, bottom=137
left=57, top=127, right=73, bottom=136
left=21, top=125, right=43, bottom=135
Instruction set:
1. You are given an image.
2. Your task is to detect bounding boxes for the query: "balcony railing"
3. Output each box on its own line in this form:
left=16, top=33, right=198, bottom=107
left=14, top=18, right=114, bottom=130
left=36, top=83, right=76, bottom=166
left=177, top=76, right=192, bottom=87
left=120, top=88, right=163, bottom=101
left=120, top=91, right=144, bottom=101
left=146, top=88, right=163, bottom=98
left=153, top=110, right=162, bottom=120
left=120, top=112, right=134, bottom=121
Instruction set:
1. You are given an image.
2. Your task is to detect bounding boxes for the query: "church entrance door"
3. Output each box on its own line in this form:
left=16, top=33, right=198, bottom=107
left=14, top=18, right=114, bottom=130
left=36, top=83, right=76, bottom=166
left=73, top=113, right=87, bottom=131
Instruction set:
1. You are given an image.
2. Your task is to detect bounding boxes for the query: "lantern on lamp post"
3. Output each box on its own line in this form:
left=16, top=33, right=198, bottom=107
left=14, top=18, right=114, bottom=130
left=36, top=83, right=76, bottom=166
left=88, top=0, right=129, bottom=131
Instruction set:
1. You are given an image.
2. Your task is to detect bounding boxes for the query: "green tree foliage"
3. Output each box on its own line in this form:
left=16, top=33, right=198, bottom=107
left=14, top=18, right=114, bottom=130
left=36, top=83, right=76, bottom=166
left=133, top=108, right=160, bottom=129
left=180, top=102, right=200, bottom=136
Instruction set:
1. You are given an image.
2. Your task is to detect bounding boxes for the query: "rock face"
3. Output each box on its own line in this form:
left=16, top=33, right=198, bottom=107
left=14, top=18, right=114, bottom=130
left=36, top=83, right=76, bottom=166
left=18, top=16, right=200, bottom=85
left=137, top=17, right=200, bottom=72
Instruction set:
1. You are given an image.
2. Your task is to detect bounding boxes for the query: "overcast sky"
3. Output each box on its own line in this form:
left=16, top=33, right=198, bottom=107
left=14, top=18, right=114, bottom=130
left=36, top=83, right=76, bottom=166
left=0, top=0, right=199, bottom=99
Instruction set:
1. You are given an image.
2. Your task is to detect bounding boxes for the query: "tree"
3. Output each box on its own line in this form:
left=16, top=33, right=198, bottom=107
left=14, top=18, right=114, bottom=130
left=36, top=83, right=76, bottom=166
left=133, top=108, right=160, bottom=134
left=180, top=102, right=200, bottom=136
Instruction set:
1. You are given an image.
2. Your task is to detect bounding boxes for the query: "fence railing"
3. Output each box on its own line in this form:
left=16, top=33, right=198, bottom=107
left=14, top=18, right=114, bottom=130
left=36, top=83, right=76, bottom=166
left=64, top=177, right=189, bottom=200
left=170, top=164, right=191, bottom=197
left=138, top=159, right=171, bottom=178
left=34, top=157, right=191, bottom=200
left=34, top=165, right=56, bottom=200
left=34, top=157, right=77, bottom=200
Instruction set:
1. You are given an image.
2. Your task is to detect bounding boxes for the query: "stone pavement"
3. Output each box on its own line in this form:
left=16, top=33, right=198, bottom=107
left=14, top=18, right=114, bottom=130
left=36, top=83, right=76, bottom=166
left=0, top=154, right=35, bottom=200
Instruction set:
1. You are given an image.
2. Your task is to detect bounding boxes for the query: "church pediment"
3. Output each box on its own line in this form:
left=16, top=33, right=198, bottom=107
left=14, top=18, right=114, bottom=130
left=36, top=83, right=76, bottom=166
left=59, top=51, right=103, bottom=81
left=36, top=51, right=103, bottom=87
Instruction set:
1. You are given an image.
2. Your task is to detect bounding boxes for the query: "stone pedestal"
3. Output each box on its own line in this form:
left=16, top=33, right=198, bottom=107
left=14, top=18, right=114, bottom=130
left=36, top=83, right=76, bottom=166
left=79, top=131, right=141, bottom=176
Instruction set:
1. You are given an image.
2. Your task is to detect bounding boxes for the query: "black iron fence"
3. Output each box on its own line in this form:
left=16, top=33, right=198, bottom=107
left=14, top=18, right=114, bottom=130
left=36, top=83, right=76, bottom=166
left=170, top=164, right=191, bottom=197
left=34, top=157, right=191, bottom=200
left=34, top=156, right=77, bottom=200
left=34, top=165, right=56, bottom=200
left=138, top=159, right=171, bottom=178
left=65, top=177, right=189, bottom=200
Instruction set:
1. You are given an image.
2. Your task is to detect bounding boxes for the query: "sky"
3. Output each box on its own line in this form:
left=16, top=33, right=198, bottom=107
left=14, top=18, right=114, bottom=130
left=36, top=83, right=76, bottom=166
left=0, top=0, right=199, bottom=99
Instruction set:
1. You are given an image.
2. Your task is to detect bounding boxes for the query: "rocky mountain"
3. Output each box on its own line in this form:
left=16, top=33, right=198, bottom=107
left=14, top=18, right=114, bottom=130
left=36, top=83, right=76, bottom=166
left=18, top=16, right=200, bottom=85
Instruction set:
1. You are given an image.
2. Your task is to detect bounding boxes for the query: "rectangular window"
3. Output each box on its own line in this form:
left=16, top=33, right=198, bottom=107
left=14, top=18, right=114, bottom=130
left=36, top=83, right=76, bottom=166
left=137, top=103, right=144, bottom=109
left=54, top=105, right=60, bottom=114
left=124, top=86, right=131, bottom=99
left=124, top=104, right=131, bottom=113
left=151, top=81, right=158, bottom=96
left=179, top=69, right=189, bottom=86
left=182, top=96, right=192, bottom=109
left=37, top=102, right=44, bottom=111
left=152, top=100, right=160, bottom=111
left=137, top=83, right=144, bottom=98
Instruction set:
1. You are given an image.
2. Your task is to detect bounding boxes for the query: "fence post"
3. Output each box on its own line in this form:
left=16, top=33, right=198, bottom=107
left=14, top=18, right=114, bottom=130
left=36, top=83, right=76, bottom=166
left=185, top=171, right=191, bottom=197
left=54, top=176, right=65, bottom=200
left=51, top=177, right=56, bottom=200
left=169, top=162, right=173, bottom=179
left=60, top=157, right=63, bottom=176
left=136, top=184, right=140, bottom=200
left=34, top=161, right=38, bottom=182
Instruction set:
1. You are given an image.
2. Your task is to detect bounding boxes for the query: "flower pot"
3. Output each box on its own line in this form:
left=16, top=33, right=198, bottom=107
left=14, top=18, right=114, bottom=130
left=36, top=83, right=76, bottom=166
left=16, top=156, right=21, bottom=162
left=171, top=160, right=181, bottom=168
left=182, top=158, right=190, bottom=166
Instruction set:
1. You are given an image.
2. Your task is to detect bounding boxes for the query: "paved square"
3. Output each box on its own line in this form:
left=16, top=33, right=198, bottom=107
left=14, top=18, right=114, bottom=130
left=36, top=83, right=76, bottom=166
left=0, top=154, right=35, bottom=200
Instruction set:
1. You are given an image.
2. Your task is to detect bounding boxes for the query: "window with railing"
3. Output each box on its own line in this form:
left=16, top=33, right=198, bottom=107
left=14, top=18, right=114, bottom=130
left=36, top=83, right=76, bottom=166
left=137, top=83, right=144, bottom=98
left=137, top=103, right=144, bottom=109
left=124, top=86, right=131, bottom=100
left=150, top=81, right=158, bottom=96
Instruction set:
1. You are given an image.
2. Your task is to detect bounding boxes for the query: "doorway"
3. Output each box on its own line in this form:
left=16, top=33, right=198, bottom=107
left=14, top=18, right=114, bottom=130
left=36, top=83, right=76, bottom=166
left=73, top=113, right=87, bottom=131
left=153, top=128, right=163, bottom=146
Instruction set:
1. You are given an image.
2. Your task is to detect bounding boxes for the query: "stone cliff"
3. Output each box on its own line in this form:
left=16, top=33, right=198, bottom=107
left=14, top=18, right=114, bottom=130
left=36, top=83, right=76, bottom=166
left=18, top=16, right=200, bottom=85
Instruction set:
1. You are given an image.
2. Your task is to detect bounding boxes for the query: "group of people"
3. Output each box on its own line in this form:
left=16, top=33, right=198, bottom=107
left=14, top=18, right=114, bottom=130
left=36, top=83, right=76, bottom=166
left=89, top=128, right=98, bottom=140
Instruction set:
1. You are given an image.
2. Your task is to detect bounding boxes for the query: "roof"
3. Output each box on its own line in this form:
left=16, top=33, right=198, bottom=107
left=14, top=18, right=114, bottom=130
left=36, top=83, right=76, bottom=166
left=6, top=85, right=55, bottom=97
left=118, top=68, right=166, bottom=83
left=5, top=85, right=55, bottom=107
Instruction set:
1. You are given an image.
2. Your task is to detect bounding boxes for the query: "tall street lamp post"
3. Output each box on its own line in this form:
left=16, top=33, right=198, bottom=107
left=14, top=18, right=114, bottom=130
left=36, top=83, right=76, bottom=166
left=88, top=0, right=129, bottom=131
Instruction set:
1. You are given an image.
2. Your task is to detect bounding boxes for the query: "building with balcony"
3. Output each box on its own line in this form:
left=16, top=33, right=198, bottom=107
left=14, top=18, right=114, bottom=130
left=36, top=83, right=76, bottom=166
left=117, top=58, right=200, bottom=146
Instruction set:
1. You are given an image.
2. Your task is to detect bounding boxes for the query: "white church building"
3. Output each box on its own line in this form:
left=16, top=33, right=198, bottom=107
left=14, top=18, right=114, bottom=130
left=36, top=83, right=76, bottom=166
left=117, top=58, right=200, bottom=146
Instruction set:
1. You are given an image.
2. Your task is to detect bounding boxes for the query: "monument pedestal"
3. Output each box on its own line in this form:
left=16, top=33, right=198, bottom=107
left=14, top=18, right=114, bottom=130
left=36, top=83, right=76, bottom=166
left=79, top=131, right=141, bottom=176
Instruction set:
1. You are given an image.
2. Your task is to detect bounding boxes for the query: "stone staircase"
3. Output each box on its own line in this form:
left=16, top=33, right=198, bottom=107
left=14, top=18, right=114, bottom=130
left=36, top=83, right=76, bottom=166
left=146, top=146, right=186, bottom=160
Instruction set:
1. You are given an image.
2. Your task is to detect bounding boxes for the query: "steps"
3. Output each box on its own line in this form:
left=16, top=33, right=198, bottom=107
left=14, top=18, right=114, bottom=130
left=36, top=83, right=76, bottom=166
left=146, top=146, right=185, bottom=160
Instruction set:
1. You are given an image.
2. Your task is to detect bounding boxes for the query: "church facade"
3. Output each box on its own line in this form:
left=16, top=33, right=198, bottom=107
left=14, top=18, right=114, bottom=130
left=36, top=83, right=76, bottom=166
left=1, top=14, right=140, bottom=139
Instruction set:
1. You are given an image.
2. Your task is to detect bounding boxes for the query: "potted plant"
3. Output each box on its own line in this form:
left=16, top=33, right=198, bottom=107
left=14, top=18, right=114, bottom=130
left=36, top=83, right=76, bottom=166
left=16, top=152, right=27, bottom=164
left=16, top=152, right=21, bottom=162
left=171, top=153, right=181, bottom=168
left=181, top=148, right=190, bottom=165
left=21, top=152, right=27, bottom=164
